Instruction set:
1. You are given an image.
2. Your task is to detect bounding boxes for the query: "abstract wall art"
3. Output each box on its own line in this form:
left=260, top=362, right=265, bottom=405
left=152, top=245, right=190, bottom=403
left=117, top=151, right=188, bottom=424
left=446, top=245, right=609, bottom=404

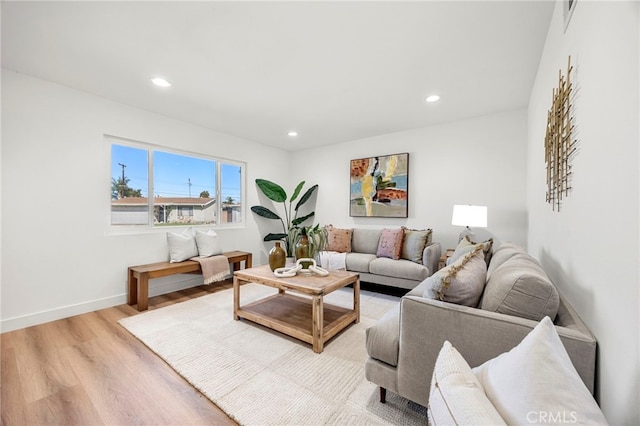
left=350, top=152, right=409, bottom=218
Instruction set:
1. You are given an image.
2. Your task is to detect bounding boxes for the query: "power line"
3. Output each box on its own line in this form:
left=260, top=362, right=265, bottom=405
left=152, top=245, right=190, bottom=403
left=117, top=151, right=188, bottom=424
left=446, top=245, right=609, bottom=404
left=118, top=163, right=126, bottom=198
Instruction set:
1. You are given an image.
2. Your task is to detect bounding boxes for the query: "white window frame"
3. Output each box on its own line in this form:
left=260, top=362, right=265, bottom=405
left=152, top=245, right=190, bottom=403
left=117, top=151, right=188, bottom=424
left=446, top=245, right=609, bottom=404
left=106, top=135, right=246, bottom=234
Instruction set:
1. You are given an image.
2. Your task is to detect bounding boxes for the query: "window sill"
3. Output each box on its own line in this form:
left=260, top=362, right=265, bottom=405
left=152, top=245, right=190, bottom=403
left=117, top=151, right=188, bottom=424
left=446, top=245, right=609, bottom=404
left=105, top=222, right=245, bottom=237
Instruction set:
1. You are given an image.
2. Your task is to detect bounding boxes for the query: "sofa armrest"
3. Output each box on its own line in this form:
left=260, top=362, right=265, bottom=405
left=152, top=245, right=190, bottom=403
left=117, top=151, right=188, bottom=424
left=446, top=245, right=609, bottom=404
left=395, top=295, right=596, bottom=407
left=422, top=242, right=441, bottom=276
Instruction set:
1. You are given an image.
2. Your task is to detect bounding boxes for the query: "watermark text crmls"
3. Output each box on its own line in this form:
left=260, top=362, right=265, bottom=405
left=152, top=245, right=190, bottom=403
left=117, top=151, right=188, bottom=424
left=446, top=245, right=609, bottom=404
left=527, top=411, right=578, bottom=424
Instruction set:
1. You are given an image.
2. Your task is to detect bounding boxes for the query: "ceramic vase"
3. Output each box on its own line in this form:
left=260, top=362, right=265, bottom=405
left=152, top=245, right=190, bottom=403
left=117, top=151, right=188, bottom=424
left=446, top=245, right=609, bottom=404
left=295, top=234, right=312, bottom=269
left=268, top=242, right=286, bottom=271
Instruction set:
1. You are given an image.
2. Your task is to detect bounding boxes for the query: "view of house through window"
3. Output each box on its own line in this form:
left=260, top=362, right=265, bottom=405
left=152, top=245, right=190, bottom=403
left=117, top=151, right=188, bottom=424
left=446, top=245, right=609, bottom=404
left=110, top=138, right=243, bottom=227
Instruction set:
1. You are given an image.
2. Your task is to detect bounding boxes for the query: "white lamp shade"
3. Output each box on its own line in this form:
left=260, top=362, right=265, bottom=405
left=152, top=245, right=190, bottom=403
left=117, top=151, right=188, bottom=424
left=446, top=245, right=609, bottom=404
left=452, top=205, right=487, bottom=228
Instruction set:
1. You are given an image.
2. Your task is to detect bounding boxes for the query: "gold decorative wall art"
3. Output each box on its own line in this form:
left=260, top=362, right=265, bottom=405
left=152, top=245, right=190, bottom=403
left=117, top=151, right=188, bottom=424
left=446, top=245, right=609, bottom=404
left=545, top=55, right=576, bottom=211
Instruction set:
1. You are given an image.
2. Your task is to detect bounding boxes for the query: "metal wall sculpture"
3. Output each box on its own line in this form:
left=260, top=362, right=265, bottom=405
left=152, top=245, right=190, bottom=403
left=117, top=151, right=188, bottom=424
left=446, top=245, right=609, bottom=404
left=545, top=56, right=576, bottom=211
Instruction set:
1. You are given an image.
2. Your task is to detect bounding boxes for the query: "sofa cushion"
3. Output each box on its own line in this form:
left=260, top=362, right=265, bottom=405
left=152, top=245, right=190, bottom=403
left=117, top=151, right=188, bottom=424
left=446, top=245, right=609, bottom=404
left=365, top=304, right=400, bottom=366
left=428, top=341, right=506, bottom=426
left=345, top=253, right=377, bottom=273
left=376, top=228, right=404, bottom=260
left=369, top=258, right=431, bottom=282
left=472, top=317, right=607, bottom=425
left=326, top=225, right=352, bottom=252
left=401, top=228, right=432, bottom=264
left=351, top=228, right=381, bottom=254
left=423, top=246, right=487, bottom=307
left=481, top=254, right=559, bottom=321
left=486, top=242, right=525, bottom=279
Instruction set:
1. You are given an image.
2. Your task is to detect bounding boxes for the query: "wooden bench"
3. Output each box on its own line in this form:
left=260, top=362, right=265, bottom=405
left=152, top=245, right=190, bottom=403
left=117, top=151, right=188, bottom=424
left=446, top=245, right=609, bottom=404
left=128, top=250, right=252, bottom=311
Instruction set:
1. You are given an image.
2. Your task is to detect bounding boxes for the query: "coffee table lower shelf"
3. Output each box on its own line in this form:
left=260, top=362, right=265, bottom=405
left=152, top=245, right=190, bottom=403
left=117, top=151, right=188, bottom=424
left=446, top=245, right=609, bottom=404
left=235, top=293, right=358, bottom=352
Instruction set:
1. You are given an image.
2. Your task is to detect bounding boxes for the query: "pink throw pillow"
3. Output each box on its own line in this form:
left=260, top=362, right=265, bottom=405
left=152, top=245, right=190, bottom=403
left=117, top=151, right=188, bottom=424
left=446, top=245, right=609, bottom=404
left=377, top=228, right=405, bottom=260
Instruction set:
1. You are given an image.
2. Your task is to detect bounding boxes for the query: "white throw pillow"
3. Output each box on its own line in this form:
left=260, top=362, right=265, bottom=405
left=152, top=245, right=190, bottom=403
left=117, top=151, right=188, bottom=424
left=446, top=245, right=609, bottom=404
left=195, top=229, right=223, bottom=257
left=472, top=317, right=608, bottom=425
left=429, top=341, right=506, bottom=425
left=167, top=228, right=198, bottom=262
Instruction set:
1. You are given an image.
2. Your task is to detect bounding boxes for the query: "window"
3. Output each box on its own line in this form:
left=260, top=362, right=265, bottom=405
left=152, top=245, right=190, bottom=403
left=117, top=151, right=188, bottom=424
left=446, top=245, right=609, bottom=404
left=109, top=136, right=244, bottom=228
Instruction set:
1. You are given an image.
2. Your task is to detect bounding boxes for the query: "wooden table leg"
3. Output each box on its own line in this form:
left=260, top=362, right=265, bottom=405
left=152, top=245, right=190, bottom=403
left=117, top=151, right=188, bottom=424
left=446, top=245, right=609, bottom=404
left=233, top=276, right=240, bottom=320
left=312, top=295, right=324, bottom=353
left=354, top=277, right=360, bottom=323
left=245, top=253, right=252, bottom=268
left=127, top=268, right=137, bottom=306
left=137, top=272, right=149, bottom=311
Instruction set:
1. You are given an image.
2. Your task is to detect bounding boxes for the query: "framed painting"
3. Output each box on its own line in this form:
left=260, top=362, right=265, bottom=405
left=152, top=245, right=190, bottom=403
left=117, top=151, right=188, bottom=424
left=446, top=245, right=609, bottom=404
left=350, top=152, right=409, bottom=218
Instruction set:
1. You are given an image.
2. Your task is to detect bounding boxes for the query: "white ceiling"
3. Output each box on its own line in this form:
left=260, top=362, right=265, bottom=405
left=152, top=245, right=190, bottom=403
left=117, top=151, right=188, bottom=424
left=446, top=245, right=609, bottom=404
left=2, top=1, right=554, bottom=151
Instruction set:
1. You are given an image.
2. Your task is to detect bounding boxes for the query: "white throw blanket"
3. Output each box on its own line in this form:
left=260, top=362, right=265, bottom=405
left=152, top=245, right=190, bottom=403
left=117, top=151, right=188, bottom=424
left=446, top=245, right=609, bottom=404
left=190, top=255, right=229, bottom=284
left=318, top=250, right=347, bottom=271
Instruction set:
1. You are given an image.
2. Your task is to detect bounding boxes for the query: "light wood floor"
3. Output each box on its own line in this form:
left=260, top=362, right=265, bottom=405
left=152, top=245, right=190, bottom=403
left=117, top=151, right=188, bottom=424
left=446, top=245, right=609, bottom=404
left=1, top=281, right=238, bottom=426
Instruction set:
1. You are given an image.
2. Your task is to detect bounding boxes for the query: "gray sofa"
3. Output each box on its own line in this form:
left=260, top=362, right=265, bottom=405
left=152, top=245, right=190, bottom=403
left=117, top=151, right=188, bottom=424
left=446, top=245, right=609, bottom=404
left=364, top=241, right=597, bottom=408
left=343, top=228, right=441, bottom=290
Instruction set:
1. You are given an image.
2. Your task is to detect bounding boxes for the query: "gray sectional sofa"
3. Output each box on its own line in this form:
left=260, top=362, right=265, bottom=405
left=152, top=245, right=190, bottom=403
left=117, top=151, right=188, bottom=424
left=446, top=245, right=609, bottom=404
left=340, top=228, right=441, bottom=290
left=364, top=241, right=598, bottom=408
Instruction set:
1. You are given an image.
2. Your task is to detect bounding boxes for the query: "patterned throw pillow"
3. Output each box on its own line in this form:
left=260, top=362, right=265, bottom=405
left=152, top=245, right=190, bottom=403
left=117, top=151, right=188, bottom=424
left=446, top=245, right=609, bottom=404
left=376, top=228, right=405, bottom=260
left=326, top=225, right=353, bottom=253
left=401, top=228, right=433, bottom=264
left=424, top=246, right=487, bottom=307
left=450, top=235, right=494, bottom=265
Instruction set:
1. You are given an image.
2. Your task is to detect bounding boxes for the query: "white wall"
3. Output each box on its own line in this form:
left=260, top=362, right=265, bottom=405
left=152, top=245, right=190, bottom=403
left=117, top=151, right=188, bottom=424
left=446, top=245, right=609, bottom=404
left=1, top=70, right=290, bottom=331
left=291, top=109, right=528, bottom=250
left=527, top=1, right=639, bottom=423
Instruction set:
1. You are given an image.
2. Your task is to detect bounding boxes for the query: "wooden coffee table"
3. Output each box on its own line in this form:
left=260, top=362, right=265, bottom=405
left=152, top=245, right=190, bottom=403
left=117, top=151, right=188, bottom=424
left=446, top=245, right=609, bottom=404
left=233, top=264, right=360, bottom=353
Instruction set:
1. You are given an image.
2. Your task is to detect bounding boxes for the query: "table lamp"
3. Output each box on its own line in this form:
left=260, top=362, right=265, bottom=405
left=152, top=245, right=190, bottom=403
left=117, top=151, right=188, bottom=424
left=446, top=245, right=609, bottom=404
left=451, top=204, right=487, bottom=242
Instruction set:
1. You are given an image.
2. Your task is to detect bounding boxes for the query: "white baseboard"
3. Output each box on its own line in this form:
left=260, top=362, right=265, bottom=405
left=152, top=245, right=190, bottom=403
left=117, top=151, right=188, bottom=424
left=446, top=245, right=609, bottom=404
left=0, top=275, right=222, bottom=333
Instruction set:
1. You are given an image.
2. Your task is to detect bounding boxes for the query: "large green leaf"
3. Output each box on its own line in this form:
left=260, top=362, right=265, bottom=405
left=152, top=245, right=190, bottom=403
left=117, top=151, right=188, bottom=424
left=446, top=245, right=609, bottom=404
left=256, top=179, right=287, bottom=203
left=250, top=205, right=281, bottom=220
left=264, top=233, right=288, bottom=241
left=292, top=212, right=314, bottom=226
left=295, top=184, right=318, bottom=211
left=289, top=181, right=305, bottom=203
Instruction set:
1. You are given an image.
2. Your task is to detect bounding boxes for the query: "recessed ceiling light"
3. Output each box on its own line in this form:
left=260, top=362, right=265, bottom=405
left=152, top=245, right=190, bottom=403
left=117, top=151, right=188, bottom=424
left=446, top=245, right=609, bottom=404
left=288, top=131, right=298, bottom=137
left=425, top=95, right=440, bottom=103
left=151, top=77, right=172, bottom=87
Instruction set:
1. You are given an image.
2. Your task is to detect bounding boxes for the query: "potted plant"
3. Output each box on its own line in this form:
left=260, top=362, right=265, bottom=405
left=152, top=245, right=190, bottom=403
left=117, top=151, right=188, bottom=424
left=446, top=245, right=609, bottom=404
left=251, top=179, right=320, bottom=257
left=290, top=224, right=328, bottom=262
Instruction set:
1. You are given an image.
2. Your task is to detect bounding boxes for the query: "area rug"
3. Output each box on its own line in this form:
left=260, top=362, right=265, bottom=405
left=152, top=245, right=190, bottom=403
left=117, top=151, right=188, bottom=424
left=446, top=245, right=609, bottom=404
left=119, top=284, right=427, bottom=425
